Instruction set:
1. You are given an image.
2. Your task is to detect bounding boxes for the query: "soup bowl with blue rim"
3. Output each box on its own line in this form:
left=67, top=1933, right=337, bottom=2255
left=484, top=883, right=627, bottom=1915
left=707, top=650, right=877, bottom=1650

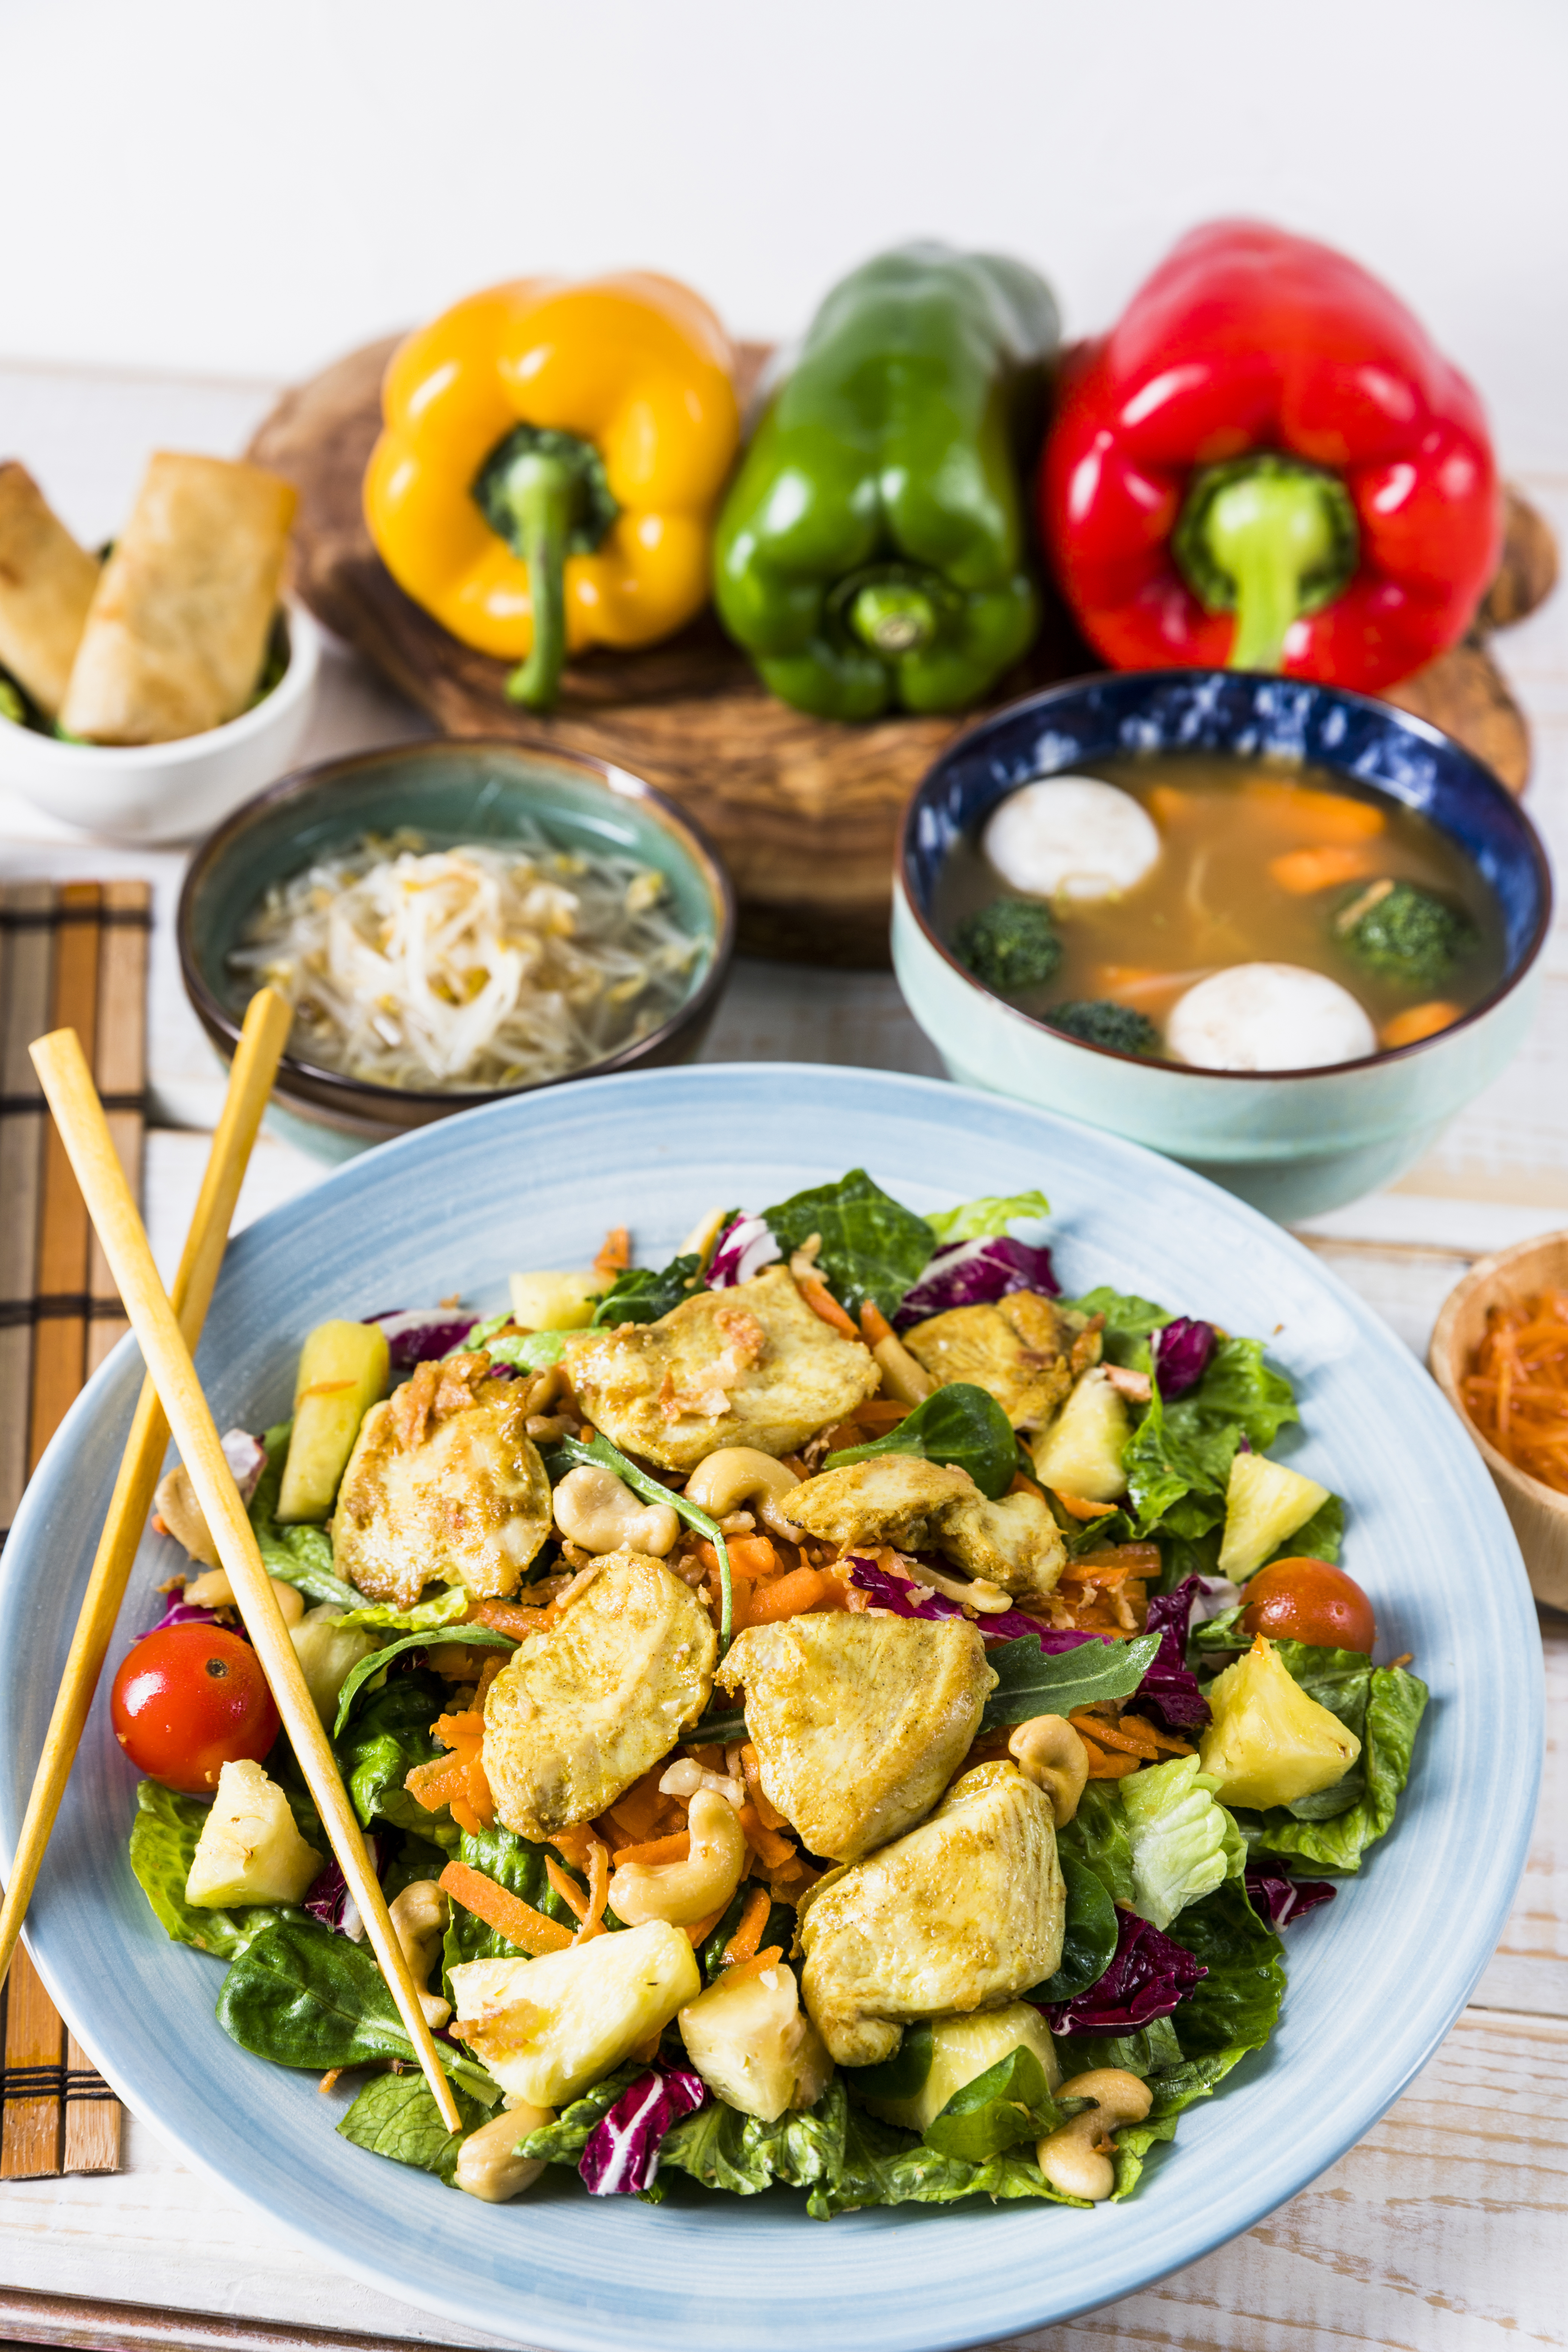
left=893, top=670, right=1552, bottom=1222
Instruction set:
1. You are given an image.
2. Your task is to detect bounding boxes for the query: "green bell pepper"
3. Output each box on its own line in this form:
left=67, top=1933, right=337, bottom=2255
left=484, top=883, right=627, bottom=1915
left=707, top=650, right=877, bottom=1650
left=713, top=243, right=1059, bottom=720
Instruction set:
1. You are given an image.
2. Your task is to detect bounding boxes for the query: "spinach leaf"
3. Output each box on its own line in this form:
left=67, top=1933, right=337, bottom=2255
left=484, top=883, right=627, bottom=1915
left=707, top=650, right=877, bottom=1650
left=824, top=1382, right=1017, bottom=1499
left=1244, top=1661, right=1427, bottom=1873
left=333, top=1669, right=453, bottom=1842
left=382, top=1832, right=454, bottom=1902
left=853, top=2020, right=933, bottom=2107
left=127, top=1780, right=306, bottom=1959
left=1057, top=1781, right=1135, bottom=1905
left=761, top=1169, right=936, bottom=1320
left=925, top=1189, right=1050, bottom=1242
left=1028, top=1854, right=1120, bottom=2002
left=518, top=2064, right=643, bottom=2165
left=332, top=1628, right=513, bottom=1738
left=215, top=1916, right=497, bottom=2101
left=591, top=1253, right=703, bottom=1328
left=248, top=1424, right=361, bottom=1609
left=922, top=2044, right=1077, bottom=2161
left=337, top=2072, right=489, bottom=2184
left=979, top=1631, right=1160, bottom=1732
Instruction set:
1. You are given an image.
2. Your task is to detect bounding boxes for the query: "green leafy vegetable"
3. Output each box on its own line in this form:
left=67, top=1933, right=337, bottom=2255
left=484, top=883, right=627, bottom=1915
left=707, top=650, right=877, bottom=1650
left=979, top=1631, right=1160, bottom=1732
left=1060, top=1288, right=1170, bottom=1363
left=332, top=1628, right=513, bottom=1738
left=330, top=1585, right=471, bottom=1634
left=1269, top=1491, right=1344, bottom=1566
left=547, top=1431, right=735, bottom=1646
left=922, top=2043, right=1078, bottom=2161
left=518, top=2064, right=643, bottom=2165
left=1046, top=1001, right=1162, bottom=1056
left=215, top=1917, right=498, bottom=2102
left=954, top=898, right=1063, bottom=994
left=853, top=2020, right=933, bottom=2105
left=1122, top=1755, right=1239, bottom=1930
left=381, top=1832, right=454, bottom=1902
left=1029, top=1853, right=1120, bottom=2002
left=485, top=1328, right=567, bottom=1372
left=1337, top=878, right=1474, bottom=987
left=591, top=1253, right=703, bottom=1327
left=697, top=1890, right=793, bottom=1984
left=1243, top=1658, right=1428, bottom=1873
left=824, top=1381, right=1017, bottom=1499
left=761, top=1168, right=936, bottom=1320
left=128, top=1781, right=306, bottom=1959
left=337, top=2072, right=489, bottom=2183
left=442, top=1822, right=583, bottom=1989
left=333, top=1669, right=453, bottom=1841
left=1057, top=1781, right=1135, bottom=1905
left=925, top=1189, right=1050, bottom=1242
left=248, top=1424, right=361, bottom=1609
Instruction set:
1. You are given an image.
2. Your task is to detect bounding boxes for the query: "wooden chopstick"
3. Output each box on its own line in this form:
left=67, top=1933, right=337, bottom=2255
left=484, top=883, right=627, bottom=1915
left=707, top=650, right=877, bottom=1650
left=28, top=1026, right=464, bottom=2136
left=0, top=987, right=294, bottom=2001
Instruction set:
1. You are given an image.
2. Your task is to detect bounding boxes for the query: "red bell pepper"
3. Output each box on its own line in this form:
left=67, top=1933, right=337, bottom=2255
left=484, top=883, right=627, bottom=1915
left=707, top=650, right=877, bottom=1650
left=1042, top=221, right=1501, bottom=691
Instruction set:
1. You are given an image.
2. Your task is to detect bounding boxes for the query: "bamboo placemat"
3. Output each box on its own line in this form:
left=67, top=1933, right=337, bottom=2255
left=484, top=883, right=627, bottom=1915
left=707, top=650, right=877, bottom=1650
left=0, top=876, right=149, bottom=2179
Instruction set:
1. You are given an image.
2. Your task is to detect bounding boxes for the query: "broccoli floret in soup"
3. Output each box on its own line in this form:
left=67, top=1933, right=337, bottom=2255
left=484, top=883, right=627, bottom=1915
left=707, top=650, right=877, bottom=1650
left=955, top=897, right=1062, bottom=992
left=1336, top=880, right=1473, bottom=986
left=1046, top=999, right=1162, bottom=1055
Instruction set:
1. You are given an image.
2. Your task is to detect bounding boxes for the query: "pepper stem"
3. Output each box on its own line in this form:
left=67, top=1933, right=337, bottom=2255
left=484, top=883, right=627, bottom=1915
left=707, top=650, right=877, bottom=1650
left=1173, top=455, right=1359, bottom=674
left=849, top=580, right=939, bottom=658
left=493, top=452, right=572, bottom=710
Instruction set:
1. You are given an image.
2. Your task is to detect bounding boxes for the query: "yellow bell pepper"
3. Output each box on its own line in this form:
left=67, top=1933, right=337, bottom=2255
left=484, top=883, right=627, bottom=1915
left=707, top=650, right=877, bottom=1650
left=364, top=274, right=740, bottom=709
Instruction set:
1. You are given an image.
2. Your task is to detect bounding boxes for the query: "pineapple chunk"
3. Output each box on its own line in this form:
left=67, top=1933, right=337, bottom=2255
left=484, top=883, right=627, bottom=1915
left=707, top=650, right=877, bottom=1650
left=449, top=1920, right=699, bottom=2107
left=1198, top=1635, right=1361, bottom=1811
left=185, top=1759, right=323, bottom=1909
left=1217, top=1453, right=1329, bottom=1580
left=679, top=1960, right=833, bottom=2122
left=290, top=1604, right=381, bottom=1724
left=277, top=1320, right=390, bottom=1524
left=508, top=1269, right=603, bottom=1332
left=862, top=2002, right=1060, bottom=2133
left=1031, top=1368, right=1130, bottom=1503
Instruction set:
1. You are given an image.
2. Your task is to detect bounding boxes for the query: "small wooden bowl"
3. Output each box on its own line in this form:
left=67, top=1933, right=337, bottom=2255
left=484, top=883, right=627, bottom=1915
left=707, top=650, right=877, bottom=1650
left=1429, top=1231, right=1568, bottom=1612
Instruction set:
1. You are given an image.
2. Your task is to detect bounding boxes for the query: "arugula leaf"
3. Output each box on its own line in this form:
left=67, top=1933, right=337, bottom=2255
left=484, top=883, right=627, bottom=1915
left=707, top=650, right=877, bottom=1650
left=1057, top=1781, right=1135, bottom=1905
left=925, top=1189, right=1050, bottom=1243
left=979, top=1631, right=1160, bottom=1732
left=824, top=1382, right=1017, bottom=1499
left=547, top=1432, right=735, bottom=1646
left=337, top=2072, right=489, bottom=2183
left=333, top=1668, right=453, bottom=1842
left=332, top=1628, right=513, bottom=1738
left=330, top=1585, right=470, bottom=1634
left=1028, top=1853, right=1120, bottom=2003
left=761, top=1169, right=936, bottom=1320
left=248, top=1424, right=361, bottom=1609
left=442, top=1822, right=583, bottom=1990
left=517, top=2064, right=643, bottom=2165
left=922, top=2044, right=1076, bottom=2161
left=215, top=1916, right=498, bottom=2101
left=485, top=1328, right=567, bottom=1371
left=127, top=1780, right=306, bottom=1959
left=591, top=1253, right=703, bottom=1328
left=1244, top=1660, right=1428, bottom=1873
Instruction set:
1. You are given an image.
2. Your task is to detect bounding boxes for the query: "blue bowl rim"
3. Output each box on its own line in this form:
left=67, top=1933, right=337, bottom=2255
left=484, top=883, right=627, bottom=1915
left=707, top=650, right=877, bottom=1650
left=177, top=735, right=738, bottom=1110
left=897, top=666, right=1554, bottom=1083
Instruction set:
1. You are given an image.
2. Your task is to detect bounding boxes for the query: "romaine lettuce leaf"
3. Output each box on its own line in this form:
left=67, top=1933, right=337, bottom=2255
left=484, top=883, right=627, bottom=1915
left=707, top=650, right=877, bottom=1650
left=127, top=1780, right=306, bottom=1959
left=485, top=1328, right=567, bottom=1371
left=330, top=1585, right=470, bottom=1634
left=924, top=1189, right=1050, bottom=1243
left=1122, top=1755, right=1237, bottom=1930
left=1269, top=1491, right=1344, bottom=1566
left=762, top=1169, right=936, bottom=1319
left=1243, top=1659, right=1427, bottom=1873
left=1058, top=1287, right=1171, bottom=1361
left=247, top=1424, right=361, bottom=1609
left=337, top=2072, right=489, bottom=2182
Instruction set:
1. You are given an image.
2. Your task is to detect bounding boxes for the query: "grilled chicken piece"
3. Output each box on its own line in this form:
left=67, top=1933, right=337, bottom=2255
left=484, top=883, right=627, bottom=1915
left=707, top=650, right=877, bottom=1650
left=333, top=1364, right=551, bottom=1609
left=900, top=1294, right=1081, bottom=1431
left=482, top=1550, right=716, bottom=1840
left=716, top=1615, right=996, bottom=1862
left=788, top=1456, right=1065, bottom=1600
left=798, top=1762, right=1065, bottom=2067
left=562, top=1264, right=879, bottom=1475
left=941, top=1488, right=1067, bottom=1599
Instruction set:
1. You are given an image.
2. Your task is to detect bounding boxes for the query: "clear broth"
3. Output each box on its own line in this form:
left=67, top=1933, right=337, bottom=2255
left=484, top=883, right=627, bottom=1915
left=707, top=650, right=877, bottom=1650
left=934, top=754, right=1506, bottom=1058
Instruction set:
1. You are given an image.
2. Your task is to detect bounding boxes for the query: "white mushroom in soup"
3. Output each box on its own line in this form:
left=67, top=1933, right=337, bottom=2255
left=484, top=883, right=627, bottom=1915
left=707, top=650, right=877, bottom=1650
left=1167, top=962, right=1377, bottom=1071
left=983, top=777, right=1161, bottom=904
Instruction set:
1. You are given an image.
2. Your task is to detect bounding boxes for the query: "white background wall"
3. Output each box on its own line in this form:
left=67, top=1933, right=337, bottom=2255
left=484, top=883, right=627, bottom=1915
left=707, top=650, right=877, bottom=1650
left=3, top=0, right=1565, bottom=466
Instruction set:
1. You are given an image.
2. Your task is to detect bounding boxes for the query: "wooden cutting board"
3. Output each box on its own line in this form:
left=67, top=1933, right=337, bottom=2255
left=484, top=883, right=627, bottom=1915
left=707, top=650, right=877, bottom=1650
left=249, top=337, right=1556, bottom=965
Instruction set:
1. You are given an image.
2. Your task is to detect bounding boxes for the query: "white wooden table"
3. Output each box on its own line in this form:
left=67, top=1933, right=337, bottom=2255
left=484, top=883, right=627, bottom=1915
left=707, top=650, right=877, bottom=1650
left=0, top=363, right=1564, bottom=2352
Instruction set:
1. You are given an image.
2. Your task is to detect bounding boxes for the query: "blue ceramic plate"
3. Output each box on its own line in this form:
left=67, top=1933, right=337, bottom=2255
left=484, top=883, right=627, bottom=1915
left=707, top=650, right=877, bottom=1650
left=0, top=1066, right=1541, bottom=2352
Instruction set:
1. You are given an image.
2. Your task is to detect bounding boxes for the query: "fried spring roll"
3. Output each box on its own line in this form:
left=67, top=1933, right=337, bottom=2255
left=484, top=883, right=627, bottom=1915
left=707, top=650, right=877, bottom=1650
left=61, top=453, right=297, bottom=744
left=0, top=464, right=101, bottom=718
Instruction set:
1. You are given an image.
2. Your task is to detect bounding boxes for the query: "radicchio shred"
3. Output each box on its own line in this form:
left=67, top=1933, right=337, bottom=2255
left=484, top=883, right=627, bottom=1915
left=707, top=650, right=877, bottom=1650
left=580, top=2064, right=706, bottom=2195
left=705, top=1215, right=783, bottom=1289
left=1244, top=1869, right=1337, bottom=1929
left=1043, top=1908, right=1207, bottom=2035
left=892, top=1235, right=1059, bottom=1328
left=1136, top=1579, right=1212, bottom=1731
left=303, top=1839, right=382, bottom=1933
left=846, top=1557, right=1089, bottom=1645
left=1152, top=1316, right=1216, bottom=1399
left=366, top=1309, right=480, bottom=1369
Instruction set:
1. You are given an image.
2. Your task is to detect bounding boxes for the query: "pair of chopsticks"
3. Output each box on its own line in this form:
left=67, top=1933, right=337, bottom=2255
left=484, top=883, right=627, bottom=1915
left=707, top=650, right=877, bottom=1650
left=10, top=997, right=461, bottom=2133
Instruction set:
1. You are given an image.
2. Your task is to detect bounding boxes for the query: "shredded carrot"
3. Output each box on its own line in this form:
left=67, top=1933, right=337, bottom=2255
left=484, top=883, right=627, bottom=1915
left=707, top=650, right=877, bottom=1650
left=1009, top=1468, right=1047, bottom=1502
left=722, top=1885, right=773, bottom=1965
left=1267, top=844, right=1376, bottom=895
left=1380, top=1000, right=1461, bottom=1050
left=614, top=1831, right=690, bottom=1869
left=793, top=1268, right=860, bottom=1341
left=1072, top=1729, right=1143, bottom=1779
left=855, top=1398, right=912, bottom=1433
left=859, top=1300, right=896, bottom=1347
left=685, top=1903, right=730, bottom=1947
left=723, top=1945, right=784, bottom=1982
left=606, top=1766, right=681, bottom=1845
left=695, top=1535, right=778, bottom=1582
left=1243, top=778, right=1386, bottom=843
left=438, top=1860, right=573, bottom=1954
left=1052, top=1491, right=1119, bottom=1521
left=738, top=1744, right=788, bottom=1831
left=405, top=1754, right=472, bottom=1812
left=549, top=1823, right=595, bottom=1871
left=593, top=1225, right=631, bottom=1284
left=740, top=1566, right=841, bottom=1624
left=545, top=1856, right=590, bottom=1922
left=580, top=1836, right=609, bottom=1938
left=738, top=1802, right=796, bottom=1870
left=470, top=1597, right=549, bottom=1640
left=1462, top=1288, right=1568, bottom=1494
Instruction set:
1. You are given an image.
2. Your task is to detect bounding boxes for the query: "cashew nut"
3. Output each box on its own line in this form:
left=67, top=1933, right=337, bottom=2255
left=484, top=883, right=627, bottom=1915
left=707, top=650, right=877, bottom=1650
left=387, top=1879, right=452, bottom=2030
left=869, top=1331, right=935, bottom=1408
left=154, top=1465, right=220, bottom=1567
left=1008, top=1714, right=1090, bottom=1824
left=901, top=1556, right=1015, bottom=1615
left=453, top=2099, right=555, bottom=2203
left=608, top=1788, right=747, bottom=1927
left=660, top=1758, right=745, bottom=1808
left=683, top=1448, right=805, bottom=1541
left=1036, top=2068, right=1152, bottom=2201
left=551, top=1463, right=679, bottom=1558
left=181, top=1566, right=306, bottom=1628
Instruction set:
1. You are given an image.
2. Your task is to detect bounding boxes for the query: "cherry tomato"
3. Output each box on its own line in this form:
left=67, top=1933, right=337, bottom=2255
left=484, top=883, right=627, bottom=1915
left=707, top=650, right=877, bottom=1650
left=111, top=1624, right=280, bottom=1793
left=1240, top=1558, right=1377, bottom=1654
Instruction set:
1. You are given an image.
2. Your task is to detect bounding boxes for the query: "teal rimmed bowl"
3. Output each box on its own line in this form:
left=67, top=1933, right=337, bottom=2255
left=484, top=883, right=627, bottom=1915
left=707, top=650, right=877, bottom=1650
left=893, top=671, right=1552, bottom=1222
left=178, top=739, right=735, bottom=1145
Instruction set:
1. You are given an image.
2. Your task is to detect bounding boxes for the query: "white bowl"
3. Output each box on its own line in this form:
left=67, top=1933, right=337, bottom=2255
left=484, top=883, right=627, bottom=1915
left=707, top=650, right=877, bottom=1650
left=0, top=601, right=321, bottom=844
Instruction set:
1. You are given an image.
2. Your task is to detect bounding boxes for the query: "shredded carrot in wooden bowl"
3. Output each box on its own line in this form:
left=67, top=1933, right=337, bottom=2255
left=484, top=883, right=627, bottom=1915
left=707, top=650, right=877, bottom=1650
left=1461, top=1289, right=1568, bottom=1495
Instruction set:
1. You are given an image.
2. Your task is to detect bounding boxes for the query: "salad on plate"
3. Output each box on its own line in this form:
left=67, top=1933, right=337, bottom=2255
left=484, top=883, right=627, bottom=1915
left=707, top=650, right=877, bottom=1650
left=116, top=1169, right=1426, bottom=2217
